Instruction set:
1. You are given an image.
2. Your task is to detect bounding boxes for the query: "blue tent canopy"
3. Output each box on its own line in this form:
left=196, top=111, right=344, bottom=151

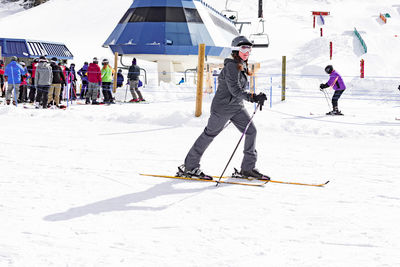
left=0, top=38, right=73, bottom=60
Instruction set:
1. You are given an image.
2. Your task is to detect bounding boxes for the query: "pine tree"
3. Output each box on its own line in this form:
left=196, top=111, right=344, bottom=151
left=18, top=0, right=49, bottom=9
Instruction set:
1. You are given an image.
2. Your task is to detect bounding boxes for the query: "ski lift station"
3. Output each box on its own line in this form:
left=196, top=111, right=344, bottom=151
left=104, top=0, right=270, bottom=83
left=0, top=37, right=73, bottom=64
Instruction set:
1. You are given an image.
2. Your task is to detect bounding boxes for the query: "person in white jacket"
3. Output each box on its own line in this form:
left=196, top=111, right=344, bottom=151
left=34, top=56, right=53, bottom=109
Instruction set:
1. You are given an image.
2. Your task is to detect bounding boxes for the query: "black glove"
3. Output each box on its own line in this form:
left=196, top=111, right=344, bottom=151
left=319, top=83, right=329, bottom=90
left=320, top=83, right=329, bottom=90
left=250, top=93, right=267, bottom=110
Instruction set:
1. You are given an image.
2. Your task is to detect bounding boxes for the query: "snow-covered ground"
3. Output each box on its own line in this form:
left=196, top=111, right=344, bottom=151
left=1, top=0, right=400, bottom=266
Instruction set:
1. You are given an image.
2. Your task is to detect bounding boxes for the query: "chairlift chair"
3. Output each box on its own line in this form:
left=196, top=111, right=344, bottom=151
left=221, top=0, right=239, bottom=22
left=249, top=0, right=269, bottom=47
left=249, top=18, right=270, bottom=47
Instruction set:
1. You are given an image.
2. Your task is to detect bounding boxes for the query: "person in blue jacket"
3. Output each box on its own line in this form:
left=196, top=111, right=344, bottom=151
left=77, top=62, right=89, bottom=99
left=116, top=69, right=124, bottom=88
left=4, top=56, right=26, bottom=105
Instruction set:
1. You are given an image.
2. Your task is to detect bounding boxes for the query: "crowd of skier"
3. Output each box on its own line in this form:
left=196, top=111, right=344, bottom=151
left=0, top=56, right=145, bottom=108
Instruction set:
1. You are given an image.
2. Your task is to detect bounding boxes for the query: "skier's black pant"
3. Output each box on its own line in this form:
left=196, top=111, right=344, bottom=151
left=102, top=82, right=113, bottom=103
left=185, top=108, right=257, bottom=172
left=19, top=85, right=28, bottom=102
left=332, top=89, right=345, bottom=109
left=0, top=82, right=4, bottom=97
left=28, top=79, right=36, bottom=102
left=35, top=85, right=50, bottom=108
left=0, top=76, right=4, bottom=97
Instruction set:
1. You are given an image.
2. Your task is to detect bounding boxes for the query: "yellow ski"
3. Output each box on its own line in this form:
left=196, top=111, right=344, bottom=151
left=139, top=174, right=267, bottom=187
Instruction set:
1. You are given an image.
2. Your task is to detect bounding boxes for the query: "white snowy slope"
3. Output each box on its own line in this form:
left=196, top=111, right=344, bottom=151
left=1, top=0, right=400, bottom=266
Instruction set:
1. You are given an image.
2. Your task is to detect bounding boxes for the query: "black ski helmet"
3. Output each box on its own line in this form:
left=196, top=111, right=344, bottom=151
left=325, top=65, right=333, bottom=74
left=231, top=35, right=253, bottom=47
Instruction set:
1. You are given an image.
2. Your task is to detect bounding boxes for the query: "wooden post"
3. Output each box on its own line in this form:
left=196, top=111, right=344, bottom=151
left=360, top=59, right=364, bottom=78
left=313, top=16, right=315, bottom=28
left=205, top=64, right=212, bottom=93
left=281, top=56, right=286, bottom=101
left=250, top=64, right=255, bottom=93
left=113, top=52, right=118, bottom=93
left=195, top=44, right=205, bottom=117
left=249, top=63, right=261, bottom=93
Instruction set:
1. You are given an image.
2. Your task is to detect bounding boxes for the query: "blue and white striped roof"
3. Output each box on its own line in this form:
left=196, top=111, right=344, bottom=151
left=0, top=38, right=73, bottom=60
left=103, top=0, right=239, bottom=58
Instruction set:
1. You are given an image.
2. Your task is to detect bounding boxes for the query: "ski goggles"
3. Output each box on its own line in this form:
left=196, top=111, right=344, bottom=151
left=232, top=45, right=252, bottom=54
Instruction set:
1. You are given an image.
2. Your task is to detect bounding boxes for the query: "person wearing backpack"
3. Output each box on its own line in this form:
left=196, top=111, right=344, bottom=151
left=4, top=56, right=26, bottom=105
left=127, top=58, right=145, bottom=102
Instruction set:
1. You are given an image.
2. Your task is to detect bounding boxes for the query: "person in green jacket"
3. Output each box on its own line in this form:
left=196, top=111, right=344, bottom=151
left=101, top=58, right=115, bottom=104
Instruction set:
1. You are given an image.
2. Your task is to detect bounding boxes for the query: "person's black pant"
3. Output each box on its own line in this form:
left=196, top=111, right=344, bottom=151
left=28, top=78, right=36, bottom=102
left=36, top=85, right=50, bottom=108
left=19, top=85, right=28, bottom=102
left=0, top=82, right=4, bottom=97
left=332, top=90, right=345, bottom=109
left=102, top=82, right=113, bottom=103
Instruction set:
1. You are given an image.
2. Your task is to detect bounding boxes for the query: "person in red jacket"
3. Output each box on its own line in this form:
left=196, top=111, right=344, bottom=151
left=58, top=62, right=67, bottom=101
left=0, top=62, right=5, bottom=97
left=18, top=62, right=30, bottom=103
left=27, top=58, right=38, bottom=102
left=86, top=57, right=102, bottom=104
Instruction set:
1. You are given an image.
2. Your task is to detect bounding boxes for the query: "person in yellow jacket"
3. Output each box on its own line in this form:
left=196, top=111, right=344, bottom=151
left=101, top=58, right=115, bottom=104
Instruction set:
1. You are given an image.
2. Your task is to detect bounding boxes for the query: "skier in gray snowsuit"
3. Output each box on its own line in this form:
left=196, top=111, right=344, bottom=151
left=179, top=36, right=268, bottom=180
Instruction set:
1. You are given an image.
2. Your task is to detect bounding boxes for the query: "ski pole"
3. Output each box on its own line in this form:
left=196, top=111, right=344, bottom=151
left=11, top=66, right=18, bottom=107
left=321, top=88, right=331, bottom=111
left=216, top=103, right=261, bottom=186
left=124, top=83, right=128, bottom=102
left=66, top=73, right=70, bottom=107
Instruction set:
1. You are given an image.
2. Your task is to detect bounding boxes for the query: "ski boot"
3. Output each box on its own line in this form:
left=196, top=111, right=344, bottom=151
left=326, top=110, right=343, bottom=115
left=176, top=165, right=213, bottom=180
left=327, top=107, right=343, bottom=116
left=232, top=168, right=270, bottom=181
left=333, top=109, right=343, bottom=115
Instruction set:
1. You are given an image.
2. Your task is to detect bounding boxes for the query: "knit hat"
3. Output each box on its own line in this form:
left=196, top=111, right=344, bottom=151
left=132, top=58, right=136, bottom=65
left=11, top=56, right=18, bottom=62
left=51, top=57, right=58, bottom=62
left=93, top=57, right=99, bottom=63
